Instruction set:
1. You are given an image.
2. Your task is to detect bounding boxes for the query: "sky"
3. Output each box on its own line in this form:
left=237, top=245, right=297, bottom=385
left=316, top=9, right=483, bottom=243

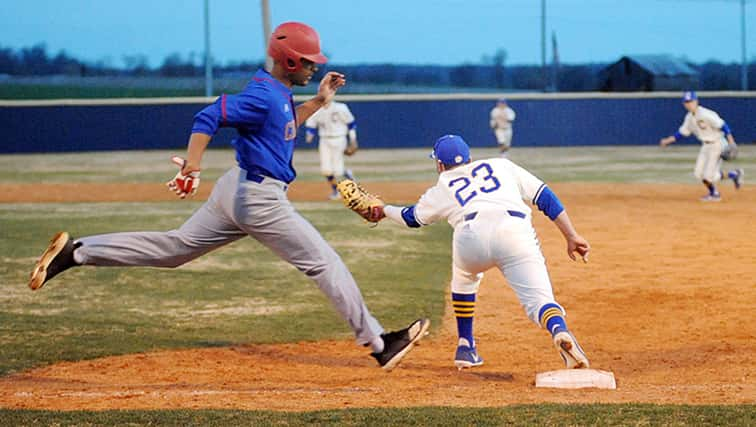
left=2, top=0, right=754, bottom=68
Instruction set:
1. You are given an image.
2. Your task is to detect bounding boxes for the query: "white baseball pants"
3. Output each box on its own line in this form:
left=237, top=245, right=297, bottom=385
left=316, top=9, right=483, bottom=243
left=694, top=140, right=724, bottom=183
left=450, top=210, right=557, bottom=326
left=318, top=135, right=348, bottom=176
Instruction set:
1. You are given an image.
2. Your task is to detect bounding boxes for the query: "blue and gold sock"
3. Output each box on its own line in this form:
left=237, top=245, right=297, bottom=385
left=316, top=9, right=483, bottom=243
left=539, top=302, right=567, bottom=336
left=704, top=181, right=718, bottom=196
left=326, top=175, right=337, bottom=192
left=452, top=292, right=476, bottom=346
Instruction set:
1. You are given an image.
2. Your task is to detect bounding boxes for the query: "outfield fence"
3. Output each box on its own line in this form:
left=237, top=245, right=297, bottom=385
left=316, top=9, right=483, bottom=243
left=1, top=91, right=755, bottom=153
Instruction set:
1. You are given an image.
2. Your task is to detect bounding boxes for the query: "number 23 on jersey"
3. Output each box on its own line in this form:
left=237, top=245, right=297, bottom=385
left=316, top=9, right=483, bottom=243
left=448, top=162, right=501, bottom=206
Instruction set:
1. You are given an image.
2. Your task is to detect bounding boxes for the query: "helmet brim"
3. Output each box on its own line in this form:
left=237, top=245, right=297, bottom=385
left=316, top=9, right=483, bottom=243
left=303, top=52, right=328, bottom=64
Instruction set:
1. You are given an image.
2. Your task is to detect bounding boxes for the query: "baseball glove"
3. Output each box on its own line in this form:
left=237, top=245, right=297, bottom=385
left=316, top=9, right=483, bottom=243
left=336, top=179, right=385, bottom=223
left=721, top=142, right=738, bottom=161
left=344, top=143, right=358, bottom=156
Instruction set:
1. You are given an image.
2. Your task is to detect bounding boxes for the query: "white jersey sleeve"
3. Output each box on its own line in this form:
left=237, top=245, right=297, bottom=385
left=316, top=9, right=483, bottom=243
left=678, top=113, right=693, bottom=137
left=304, top=109, right=321, bottom=129
left=679, top=106, right=726, bottom=142
left=343, top=104, right=355, bottom=125
left=414, top=184, right=457, bottom=226
left=700, top=106, right=725, bottom=128
left=511, top=161, right=546, bottom=202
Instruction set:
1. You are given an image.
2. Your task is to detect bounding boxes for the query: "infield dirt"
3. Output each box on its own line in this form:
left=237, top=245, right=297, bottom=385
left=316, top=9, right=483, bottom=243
left=0, top=181, right=753, bottom=410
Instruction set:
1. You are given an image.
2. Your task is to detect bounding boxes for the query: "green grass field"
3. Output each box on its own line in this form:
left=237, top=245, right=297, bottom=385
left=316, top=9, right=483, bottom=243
left=0, top=145, right=712, bottom=184
left=0, top=200, right=449, bottom=375
left=1, top=146, right=754, bottom=425
left=1, top=404, right=753, bottom=426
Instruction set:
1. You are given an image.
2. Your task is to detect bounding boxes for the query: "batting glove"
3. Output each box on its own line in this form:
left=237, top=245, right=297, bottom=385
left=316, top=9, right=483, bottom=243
left=166, top=156, right=200, bottom=199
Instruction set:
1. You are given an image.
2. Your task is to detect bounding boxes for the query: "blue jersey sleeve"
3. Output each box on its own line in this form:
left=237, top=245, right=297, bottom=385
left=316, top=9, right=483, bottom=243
left=192, top=91, right=270, bottom=136
left=401, top=205, right=422, bottom=228
left=534, top=185, right=564, bottom=221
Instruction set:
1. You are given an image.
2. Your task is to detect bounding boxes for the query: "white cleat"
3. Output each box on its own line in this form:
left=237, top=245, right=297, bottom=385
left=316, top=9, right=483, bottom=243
left=699, top=193, right=721, bottom=202
left=553, top=331, right=590, bottom=369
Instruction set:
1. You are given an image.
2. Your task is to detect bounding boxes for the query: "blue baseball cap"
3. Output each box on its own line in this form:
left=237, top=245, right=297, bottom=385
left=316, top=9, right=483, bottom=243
left=497, top=98, right=507, bottom=103
left=682, top=91, right=697, bottom=102
left=431, top=134, right=470, bottom=166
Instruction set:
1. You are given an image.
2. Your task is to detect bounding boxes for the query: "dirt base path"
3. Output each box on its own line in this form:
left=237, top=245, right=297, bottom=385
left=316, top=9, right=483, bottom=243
left=1, top=182, right=754, bottom=410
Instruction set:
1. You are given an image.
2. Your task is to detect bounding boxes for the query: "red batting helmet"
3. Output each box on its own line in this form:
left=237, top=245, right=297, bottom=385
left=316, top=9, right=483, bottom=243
left=267, top=22, right=328, bottom=72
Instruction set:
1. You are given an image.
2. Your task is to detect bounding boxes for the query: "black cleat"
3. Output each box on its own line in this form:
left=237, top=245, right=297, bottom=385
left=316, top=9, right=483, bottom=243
left=371, top=318, right=430, bottom=371
left=29, top=232, right=79, bottom=290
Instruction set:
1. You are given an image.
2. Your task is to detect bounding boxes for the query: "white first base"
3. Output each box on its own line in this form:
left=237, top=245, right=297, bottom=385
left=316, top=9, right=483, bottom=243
left=535, top=369, right=616, bottom=389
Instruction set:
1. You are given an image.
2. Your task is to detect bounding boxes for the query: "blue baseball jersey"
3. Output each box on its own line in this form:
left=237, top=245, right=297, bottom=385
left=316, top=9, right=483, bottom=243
left=192, top=69, right=298, bottom=183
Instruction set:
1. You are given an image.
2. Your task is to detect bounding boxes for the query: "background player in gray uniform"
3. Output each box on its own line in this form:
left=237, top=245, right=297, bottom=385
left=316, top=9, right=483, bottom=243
left=659, top=91, right=744, bottom=202
left=305, top=100, right=358, bottom=199
left=28, top=21, right=429, bottom=371
left=370, top=134, right=591, bottom=370
left=489, top=98, right=516, bottom=157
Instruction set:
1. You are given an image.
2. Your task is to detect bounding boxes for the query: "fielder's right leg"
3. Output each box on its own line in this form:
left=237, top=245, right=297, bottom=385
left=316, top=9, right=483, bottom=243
left=726, top=168, right=744, bottom=190
left=538, top=303, right=590, bottom=369
left=325, top=174, right=339, bottom=199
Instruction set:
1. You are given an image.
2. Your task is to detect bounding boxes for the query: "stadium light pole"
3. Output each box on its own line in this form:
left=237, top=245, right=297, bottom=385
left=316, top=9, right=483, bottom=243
left=262, top=0, right=273, bottom=71
left=204, top=0, right=213, bottom=97
left=541, top=0, right=547, bottom=91
left=741, top=0, right=748, bottom=90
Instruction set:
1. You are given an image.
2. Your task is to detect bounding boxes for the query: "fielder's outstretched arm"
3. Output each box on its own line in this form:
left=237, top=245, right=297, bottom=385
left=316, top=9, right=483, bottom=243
left=553, top=211, right=590, bottom=263
left=533, top=184, right=590, bottom=263
left=721, top=122, right=736, bottom=145
left=660, top=133, right=681, bottom=146
left=383, top=205, right=424, bottom=228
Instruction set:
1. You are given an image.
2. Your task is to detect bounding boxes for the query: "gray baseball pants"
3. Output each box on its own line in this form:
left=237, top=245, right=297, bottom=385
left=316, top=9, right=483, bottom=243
left=76, top=166, right=384, bottom=344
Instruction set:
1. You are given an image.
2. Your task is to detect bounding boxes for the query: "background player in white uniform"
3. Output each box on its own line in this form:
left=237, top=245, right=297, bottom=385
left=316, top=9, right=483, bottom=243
left=378, top=134, right=591, bottom=370
left=660, top=91, right=743, bottom=202
left=305, top=101, right=358, bottom=199
left=489, top=98, right=516, bottom=157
